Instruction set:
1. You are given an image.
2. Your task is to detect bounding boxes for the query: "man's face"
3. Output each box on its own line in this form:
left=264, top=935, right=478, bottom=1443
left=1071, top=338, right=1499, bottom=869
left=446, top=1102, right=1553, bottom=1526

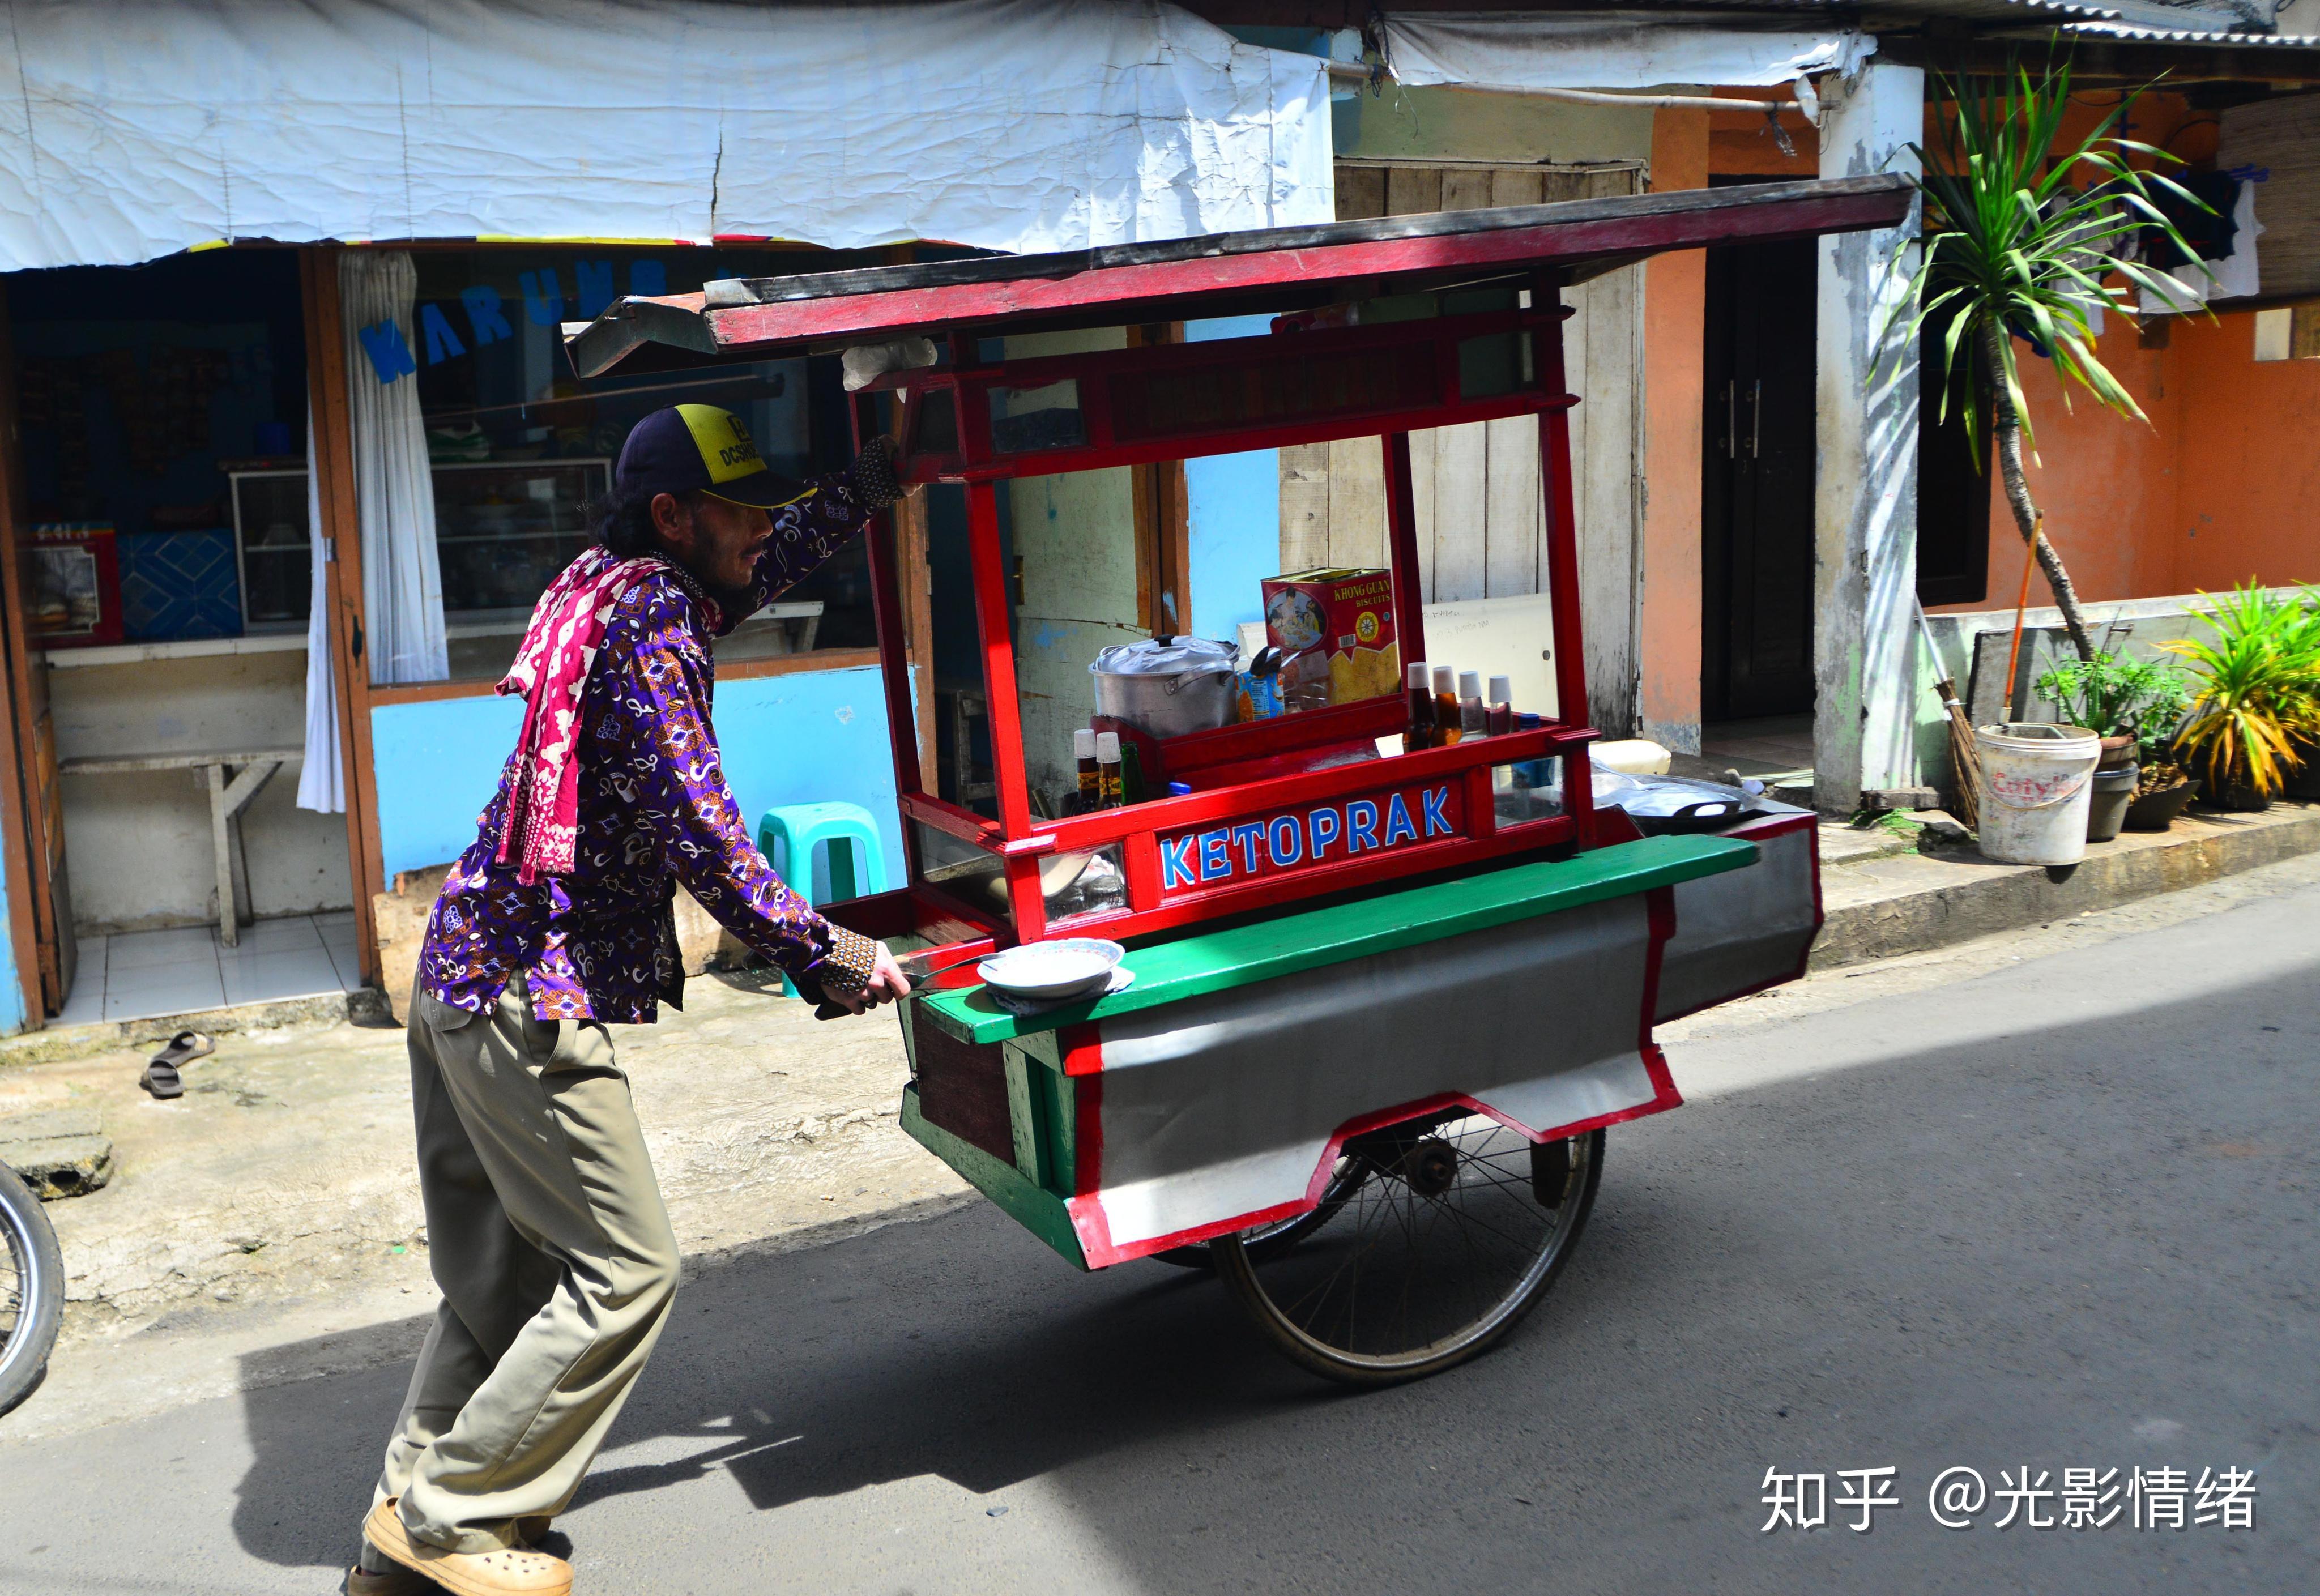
left=654, top=492, right=771, bottom=593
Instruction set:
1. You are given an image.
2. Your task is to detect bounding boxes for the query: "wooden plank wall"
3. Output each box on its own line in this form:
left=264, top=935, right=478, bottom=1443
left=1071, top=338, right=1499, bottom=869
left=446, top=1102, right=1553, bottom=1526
left=1280, top=160, right=1646, bottom=733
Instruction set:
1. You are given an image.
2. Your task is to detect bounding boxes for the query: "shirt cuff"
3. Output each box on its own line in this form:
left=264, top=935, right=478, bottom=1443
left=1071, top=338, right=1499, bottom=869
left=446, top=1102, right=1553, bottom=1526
left=811, top=924, right=879, bottom=995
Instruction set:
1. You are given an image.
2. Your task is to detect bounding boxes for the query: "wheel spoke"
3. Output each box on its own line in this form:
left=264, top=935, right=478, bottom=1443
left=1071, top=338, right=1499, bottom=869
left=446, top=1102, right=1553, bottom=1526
left=1225, top=1129, right=1602, bottom=1380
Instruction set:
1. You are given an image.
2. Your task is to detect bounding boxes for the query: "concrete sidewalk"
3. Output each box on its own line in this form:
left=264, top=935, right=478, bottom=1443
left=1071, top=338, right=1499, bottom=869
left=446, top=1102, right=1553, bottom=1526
left=1, top=799, right=2314, bottom=1443
left=1810, top=797, right=2320, bottom=967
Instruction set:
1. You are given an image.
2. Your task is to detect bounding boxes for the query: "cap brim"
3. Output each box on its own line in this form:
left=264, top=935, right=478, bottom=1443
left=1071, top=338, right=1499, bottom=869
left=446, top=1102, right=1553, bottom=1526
left=702, top=471, right=816, bottom=510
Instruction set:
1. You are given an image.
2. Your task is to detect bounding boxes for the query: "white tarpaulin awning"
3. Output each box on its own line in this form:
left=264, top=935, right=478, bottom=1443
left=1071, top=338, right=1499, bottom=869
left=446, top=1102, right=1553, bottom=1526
left=1382, top=10, right=1874, bottom=93
left=0, top=0, right=1332, bottom=273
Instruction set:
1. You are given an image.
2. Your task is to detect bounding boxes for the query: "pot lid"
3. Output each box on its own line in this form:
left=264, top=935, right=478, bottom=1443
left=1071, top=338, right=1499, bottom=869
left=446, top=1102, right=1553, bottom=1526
left=1090, top=635, right=1238, bottom=677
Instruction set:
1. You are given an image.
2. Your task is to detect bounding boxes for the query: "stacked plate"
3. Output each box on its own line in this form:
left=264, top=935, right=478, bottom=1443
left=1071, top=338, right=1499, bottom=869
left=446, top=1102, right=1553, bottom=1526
left=976, top=938, right=1125, bottom=1003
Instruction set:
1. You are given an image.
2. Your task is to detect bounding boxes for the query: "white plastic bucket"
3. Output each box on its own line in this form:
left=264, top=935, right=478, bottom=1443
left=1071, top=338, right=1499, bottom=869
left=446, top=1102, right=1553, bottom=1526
left=1974, top=722, right=2101, bottom=864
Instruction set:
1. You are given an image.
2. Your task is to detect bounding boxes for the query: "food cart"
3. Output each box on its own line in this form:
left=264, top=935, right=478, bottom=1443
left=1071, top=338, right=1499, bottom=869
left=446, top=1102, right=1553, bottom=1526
left=570, top=174, right=1909, bottom=1384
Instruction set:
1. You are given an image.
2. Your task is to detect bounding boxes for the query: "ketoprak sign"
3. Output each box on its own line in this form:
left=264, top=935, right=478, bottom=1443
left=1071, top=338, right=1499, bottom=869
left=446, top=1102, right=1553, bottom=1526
left=1159, top=780, right=1460, bottom=893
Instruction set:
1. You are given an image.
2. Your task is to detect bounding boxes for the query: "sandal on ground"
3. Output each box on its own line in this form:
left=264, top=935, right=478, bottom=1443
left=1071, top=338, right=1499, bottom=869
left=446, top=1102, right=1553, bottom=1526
left=365, top=1499, right=572, bottom=1596
left=346, top=1561, right=438, bottom=1596
left=140, top=1031, right=214, bottom=1098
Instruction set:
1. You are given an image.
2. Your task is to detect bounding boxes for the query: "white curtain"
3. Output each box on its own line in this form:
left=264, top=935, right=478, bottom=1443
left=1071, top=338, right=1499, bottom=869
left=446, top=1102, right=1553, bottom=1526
left=295, top=404, right=344, bottom=812
left=0, top=1, right=1332, bottom=272
left=340, top=251, right=449, bottom=685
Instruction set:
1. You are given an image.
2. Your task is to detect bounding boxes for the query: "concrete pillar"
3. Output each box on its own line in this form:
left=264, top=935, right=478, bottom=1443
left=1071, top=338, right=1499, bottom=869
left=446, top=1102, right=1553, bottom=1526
left=1812, top=59, right=1923, bottom=813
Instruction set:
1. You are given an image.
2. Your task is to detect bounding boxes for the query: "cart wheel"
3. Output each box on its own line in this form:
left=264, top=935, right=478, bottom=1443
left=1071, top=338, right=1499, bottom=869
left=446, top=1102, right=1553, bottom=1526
left=1149, top=1155, right=1367, bottom=1270
left=0, top=1160, right=63, bottom=1416
left=1214, top=1115, right=1603, bottom=1386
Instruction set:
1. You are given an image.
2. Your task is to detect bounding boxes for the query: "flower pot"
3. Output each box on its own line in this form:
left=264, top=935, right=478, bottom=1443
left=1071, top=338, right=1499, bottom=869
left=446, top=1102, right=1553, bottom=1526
left=2086, top=765, right=2138, bottom=842
left=2097, top=735, right=2136, bottom=772
left=2123, top=776, right=2196, bottom=832
left=2286, top=735, right=2320, bottom=801
left=2197, top=779, right=2274, bottom=813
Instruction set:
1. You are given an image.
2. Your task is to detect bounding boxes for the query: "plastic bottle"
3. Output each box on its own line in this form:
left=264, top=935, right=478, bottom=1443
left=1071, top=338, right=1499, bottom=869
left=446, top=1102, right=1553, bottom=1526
left=1432, top=664, right=1461, bottom=746
left=1073, top=728, right=1099, bottom=814
left=1095, top=731, right=1124, bottom=808
left=1403, top=660, right=1433, bottom=753
left=1486, top=675, right=1514, bottom=737
left=1458, top=671, right=1486, bottom=740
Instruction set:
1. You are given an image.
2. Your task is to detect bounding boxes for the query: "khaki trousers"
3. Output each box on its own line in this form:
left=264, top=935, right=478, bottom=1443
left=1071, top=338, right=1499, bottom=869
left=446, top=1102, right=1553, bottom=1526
left=371, top=976, right=680, bottom=1556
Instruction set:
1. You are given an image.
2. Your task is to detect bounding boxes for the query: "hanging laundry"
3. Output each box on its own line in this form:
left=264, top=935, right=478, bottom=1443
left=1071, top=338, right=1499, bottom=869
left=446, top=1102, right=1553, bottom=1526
left=2140, top=178, right=2264, bottom=315
left=2143, top=171, right=2241, bottom=269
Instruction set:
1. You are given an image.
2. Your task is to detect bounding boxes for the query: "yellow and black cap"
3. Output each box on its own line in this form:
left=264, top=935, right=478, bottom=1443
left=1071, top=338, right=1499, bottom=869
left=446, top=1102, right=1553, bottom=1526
left=613, top=404, right=814, bottom=511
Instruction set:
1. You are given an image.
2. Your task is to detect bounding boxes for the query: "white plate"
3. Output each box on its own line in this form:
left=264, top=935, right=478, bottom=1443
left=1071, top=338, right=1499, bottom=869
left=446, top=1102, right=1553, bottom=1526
left=987, top=966, right=1135, bottom=1015
left=977, top=937, right=1124, bottom=1001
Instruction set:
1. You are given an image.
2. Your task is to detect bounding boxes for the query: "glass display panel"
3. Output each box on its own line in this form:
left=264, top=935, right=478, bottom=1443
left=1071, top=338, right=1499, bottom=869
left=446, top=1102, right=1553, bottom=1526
left=230, top=472, right=311, bottom=626
left=1106, top=344, right=1436, bottom=443
left=1491, top=754, right=1565, bottom=828
left=382, top=245, right=885, bottom=684
left=1456, top=330, right=1532, bottom=400
left=911, top=820, right=1013, bottom=933
left=988, top=379, right=1085, bottom=454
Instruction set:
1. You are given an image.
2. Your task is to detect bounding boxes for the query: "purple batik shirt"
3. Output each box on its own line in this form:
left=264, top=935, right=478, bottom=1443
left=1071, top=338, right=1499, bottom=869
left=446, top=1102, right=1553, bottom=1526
left=416, top=466, right=883, bottom=1023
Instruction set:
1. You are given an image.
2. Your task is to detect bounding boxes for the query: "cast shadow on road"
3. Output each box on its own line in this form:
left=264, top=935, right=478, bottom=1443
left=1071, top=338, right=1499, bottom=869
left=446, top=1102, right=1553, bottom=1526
left=223, top=954, right=2318, bottom=1584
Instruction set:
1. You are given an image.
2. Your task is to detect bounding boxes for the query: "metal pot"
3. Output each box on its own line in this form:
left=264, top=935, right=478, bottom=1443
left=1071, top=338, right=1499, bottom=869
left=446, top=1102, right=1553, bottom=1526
left=1090, top=636, right=1238, bottom=740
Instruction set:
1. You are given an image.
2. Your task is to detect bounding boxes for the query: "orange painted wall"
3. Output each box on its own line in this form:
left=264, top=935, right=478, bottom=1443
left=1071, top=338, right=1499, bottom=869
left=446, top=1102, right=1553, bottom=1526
left=2163, top=313, right=2320, bottom=593
left=1639, top=106, right=1709, bottom=746
left=1930, top=311, right=2320, bottom=613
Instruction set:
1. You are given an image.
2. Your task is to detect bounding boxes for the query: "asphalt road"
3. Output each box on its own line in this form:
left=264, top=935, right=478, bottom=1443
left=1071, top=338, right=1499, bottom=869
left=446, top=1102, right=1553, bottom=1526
left=1, top=878, right=2313, bottom=1595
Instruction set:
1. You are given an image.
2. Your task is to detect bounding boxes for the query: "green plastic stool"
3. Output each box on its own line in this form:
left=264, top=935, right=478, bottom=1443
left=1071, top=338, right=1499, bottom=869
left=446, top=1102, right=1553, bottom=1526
left=757, top=802, right=889, bottom=997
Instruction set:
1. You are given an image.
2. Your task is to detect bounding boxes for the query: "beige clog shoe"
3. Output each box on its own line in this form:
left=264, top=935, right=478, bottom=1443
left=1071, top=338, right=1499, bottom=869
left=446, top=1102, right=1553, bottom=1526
left=364, top=1499, right=573, bottom=1596
left=345, top=1563, right=434, bottom=1596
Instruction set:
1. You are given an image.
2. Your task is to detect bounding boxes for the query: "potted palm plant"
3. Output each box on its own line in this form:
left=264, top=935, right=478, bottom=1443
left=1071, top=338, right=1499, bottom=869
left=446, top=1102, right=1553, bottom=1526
left=2033, top=649, right=2191, bottom=837
left=1899, top=51, right=2207, bottom=664
left=2160, top=584, right=2320, bottom=812
left=2285, top=589, right=2320, bottom=801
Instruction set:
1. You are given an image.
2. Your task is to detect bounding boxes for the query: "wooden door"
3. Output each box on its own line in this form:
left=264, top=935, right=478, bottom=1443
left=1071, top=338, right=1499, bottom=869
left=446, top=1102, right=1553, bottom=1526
left=1701, top=234, right=1818, bottom=722
left=1280, top=160, right=1646, bottom=735
left=0, top=289, right=71, bottom=1020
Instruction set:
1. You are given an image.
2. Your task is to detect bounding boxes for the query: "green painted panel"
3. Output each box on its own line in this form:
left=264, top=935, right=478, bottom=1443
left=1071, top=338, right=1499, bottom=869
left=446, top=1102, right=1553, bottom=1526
left=914, top=834, right=1755, bottom=1046
left=1002, top=1049, right=1045, bottom=1185
left=900, top=1087, right=1089, bottom=1270
left=1030, top=1051, right=1078, bottom=1200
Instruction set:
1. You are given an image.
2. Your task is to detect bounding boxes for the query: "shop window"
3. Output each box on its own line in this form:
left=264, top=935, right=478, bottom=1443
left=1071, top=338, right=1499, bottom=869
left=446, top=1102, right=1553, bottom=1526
left=379, top=246, right=877, bottom=684
left=9, top=250, right=310, bottom=649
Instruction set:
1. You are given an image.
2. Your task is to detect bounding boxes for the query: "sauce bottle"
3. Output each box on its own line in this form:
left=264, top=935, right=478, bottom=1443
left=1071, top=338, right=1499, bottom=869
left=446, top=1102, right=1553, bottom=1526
left=1457, top=671, right=1487, bottom=740
left=1486, top=675, right=1514, bottom=737
left=1073, top=728, right=1099, bottom=813
left=1432, top=664, right=1461, bottom=746
left=1403, top=660, right=1432, bottom=753
left=1095, top=731, right=1124, bottom=808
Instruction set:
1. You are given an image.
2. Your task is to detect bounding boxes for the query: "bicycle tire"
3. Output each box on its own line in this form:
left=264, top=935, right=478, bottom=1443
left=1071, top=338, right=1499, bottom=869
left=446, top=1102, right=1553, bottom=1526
left=0, top=1159, right=63, bottom=1416
left=1216, top=1123, right=1603, bottom=1386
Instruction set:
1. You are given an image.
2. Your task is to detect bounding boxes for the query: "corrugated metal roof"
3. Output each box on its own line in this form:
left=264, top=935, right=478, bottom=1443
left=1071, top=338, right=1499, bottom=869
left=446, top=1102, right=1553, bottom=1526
left=2060, top=19, right=2320, bottom=44
left=1522, top=0, right=2320, bottom=53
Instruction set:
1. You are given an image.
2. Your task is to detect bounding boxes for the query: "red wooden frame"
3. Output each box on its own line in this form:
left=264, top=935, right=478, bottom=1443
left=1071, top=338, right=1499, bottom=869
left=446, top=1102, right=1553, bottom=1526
left=879, top=306, right=1573, bottom=483
left=656, top=177, right=1909, bottom=368
left=830, top=278, right=1600, bottom=953
left=609, top=178, right=1921, bottom=962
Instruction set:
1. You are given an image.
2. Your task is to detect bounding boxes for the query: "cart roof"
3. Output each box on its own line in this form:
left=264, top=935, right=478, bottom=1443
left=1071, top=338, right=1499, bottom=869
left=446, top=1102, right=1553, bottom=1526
left=566, top=173, right=1911, bottom=378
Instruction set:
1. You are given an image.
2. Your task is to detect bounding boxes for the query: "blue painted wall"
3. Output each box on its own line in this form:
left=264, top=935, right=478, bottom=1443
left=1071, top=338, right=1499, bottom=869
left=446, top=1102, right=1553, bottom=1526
left=370, top=664, right=907, bottom=904
left=0, top=814, right=27, bottom=1034
left=1183, top=315, right=1282, bottom=641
